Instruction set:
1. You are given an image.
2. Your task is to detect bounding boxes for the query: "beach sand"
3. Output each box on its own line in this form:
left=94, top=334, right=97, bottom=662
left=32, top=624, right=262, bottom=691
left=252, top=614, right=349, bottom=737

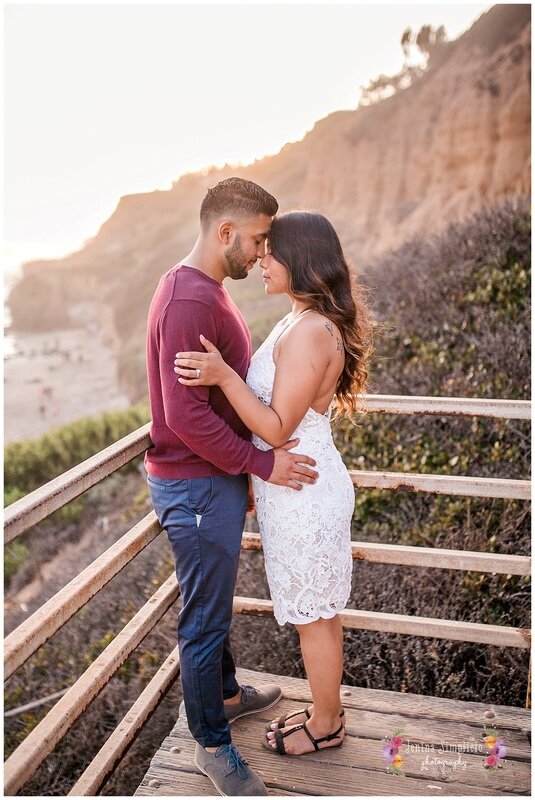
left=4, top=326, right=132, bottom=444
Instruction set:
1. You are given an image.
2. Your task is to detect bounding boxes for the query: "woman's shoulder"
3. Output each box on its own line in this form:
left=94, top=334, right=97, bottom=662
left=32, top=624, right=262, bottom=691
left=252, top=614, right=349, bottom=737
left=296, top=310, right=342, bottom=339
left=282, top=311, right=343, bottom=356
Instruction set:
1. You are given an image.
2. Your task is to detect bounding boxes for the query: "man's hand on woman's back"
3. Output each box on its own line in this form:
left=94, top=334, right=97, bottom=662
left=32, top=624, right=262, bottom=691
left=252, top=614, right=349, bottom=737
left=268, top=438, right=318, bottom=490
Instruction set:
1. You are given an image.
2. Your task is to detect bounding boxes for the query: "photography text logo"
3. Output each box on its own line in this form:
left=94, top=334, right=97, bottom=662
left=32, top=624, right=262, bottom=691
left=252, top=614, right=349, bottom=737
left=381, top=724, right=507, bottom=777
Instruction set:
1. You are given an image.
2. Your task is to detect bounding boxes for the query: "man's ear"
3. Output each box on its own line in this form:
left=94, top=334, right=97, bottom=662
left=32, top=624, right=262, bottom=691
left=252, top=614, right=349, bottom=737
left=218, top=221, right=234, bottom=244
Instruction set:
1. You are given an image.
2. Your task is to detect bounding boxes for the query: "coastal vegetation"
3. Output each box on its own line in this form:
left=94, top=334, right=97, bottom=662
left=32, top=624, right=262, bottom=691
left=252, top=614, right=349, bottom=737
left=4, top=403, right=150, bottom=504
left=4, top=403, right=149, bottom=586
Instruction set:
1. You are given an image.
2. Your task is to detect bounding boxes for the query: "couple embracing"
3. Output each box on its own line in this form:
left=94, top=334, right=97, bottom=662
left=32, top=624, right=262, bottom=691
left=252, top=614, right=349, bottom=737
left=145, top=177, right=371, bottom=795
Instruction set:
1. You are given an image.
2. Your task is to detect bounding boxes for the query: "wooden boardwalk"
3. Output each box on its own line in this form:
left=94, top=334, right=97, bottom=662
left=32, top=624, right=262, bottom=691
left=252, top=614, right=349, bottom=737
left=135, top=667, right=531, bottom=796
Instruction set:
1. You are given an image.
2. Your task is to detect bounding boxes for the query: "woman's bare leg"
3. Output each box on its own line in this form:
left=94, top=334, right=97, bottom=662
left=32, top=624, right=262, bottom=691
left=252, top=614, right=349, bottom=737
left=267, top=615, right=345, bottom=753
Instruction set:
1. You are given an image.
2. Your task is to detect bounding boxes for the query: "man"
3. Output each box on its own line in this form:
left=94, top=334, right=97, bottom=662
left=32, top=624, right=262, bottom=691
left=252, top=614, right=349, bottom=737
left=145, top=177, right=318, bottom=796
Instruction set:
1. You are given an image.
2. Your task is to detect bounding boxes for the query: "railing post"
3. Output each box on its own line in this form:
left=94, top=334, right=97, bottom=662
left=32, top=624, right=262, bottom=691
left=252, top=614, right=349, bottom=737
left=526, top=651, right=531, bottom=709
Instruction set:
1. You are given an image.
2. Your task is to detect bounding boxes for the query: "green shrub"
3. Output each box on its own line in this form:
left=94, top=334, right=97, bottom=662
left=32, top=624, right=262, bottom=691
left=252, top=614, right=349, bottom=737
left=4, top=402, right=151, bottom=586
left=4, top=402, right=150, bottom=505
left=4, top=540, right=30, bottom=583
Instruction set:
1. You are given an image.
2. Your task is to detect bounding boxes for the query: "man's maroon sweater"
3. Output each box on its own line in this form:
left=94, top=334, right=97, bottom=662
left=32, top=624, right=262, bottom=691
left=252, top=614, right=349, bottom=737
left=145, top=265, right=275, bottom=480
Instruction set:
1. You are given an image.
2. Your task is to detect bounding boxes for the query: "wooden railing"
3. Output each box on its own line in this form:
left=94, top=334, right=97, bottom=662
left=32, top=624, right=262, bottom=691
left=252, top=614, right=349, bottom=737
left=3, top=394, right=531, bottom=796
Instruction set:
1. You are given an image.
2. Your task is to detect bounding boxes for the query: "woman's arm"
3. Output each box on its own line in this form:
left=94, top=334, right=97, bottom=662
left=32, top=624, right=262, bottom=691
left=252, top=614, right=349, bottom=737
left=175, top=321, right=338, bottom=447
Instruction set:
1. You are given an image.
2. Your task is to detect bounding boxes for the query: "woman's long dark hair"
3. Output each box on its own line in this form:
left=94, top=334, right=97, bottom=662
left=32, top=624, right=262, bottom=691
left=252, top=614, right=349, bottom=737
left=268, top=211, right=373, bottom=419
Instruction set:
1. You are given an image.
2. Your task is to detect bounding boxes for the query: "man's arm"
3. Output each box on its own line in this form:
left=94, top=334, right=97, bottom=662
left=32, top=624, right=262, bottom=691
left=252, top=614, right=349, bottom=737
left=159, top=299, right=274, bottom=479
left=160, top=300, right=318, bottom=489
left=174, top=318, right=342, bottom=447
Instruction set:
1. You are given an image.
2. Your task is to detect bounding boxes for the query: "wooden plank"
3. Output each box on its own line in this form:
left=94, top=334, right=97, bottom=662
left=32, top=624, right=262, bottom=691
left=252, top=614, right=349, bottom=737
left=246, top=718, right=531, bottom=794
left=348, top=470, right=530, bottom=500
left=144, top=747, right=495, bottom=797
left=241, top=533, right=531, bottom=576
left=234, top=668, right=532, bottom=732
left=335, top=609, right=531, bottom=649
left=244, top=735, right=528, bottom=795
left=363, top=395, right=531, bottom=420
left=232, top=597, right=531, bottom=649
left=139, top=747, right=512, bottom=797
left=4, top=512, right=162, bottom=679
left=135, top=668, right=530, bottom=796
left=347, top=541, right=530, bottom=575
left=4, top=573, right=178, bottom=797
left=246, top=698, right=530, bottom=760
left=69, top=648, right=180, bottom=796
left=153, top=729, right=529, bottom=795
left=526, top=653, right=531, bottom=709
left=136, top=767, right=226, bottom=797
left=4, top=423, right=151, bottom=542
left=135, top=764, right=304, bottom=796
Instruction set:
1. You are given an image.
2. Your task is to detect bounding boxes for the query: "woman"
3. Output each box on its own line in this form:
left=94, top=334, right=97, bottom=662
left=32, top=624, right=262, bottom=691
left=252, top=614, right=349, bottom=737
left=174, top=211, right=372, bottom=756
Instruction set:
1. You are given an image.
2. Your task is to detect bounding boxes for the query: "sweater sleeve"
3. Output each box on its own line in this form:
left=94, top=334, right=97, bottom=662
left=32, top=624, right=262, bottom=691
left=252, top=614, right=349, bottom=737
left=159, top=299, right=275, bottom=480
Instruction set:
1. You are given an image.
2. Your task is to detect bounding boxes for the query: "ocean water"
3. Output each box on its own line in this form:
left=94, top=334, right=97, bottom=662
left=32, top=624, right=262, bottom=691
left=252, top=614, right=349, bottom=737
left=4, top=264, right=20, bottom=358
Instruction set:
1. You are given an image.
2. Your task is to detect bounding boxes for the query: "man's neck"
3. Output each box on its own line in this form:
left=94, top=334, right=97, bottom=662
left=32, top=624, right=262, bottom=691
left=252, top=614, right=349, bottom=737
left=180, top=239, right=225, bottom=284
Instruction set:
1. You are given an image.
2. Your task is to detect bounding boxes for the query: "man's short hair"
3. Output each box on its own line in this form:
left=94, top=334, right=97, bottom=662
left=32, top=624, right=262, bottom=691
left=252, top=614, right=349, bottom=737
left=200, top=177, right=278, bottom=228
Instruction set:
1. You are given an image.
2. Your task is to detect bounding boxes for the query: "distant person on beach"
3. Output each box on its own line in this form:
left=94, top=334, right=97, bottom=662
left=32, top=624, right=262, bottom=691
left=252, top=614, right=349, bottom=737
left=175, top=210, right=372, bottom=758
left=38, top=388, right=47, bottom=418
left=145, top=178, right=318, bottom=796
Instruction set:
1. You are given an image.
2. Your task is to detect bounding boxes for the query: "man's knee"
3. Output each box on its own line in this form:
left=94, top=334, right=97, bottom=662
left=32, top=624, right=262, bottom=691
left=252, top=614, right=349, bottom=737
left=179, top=609, right=233, bottom=642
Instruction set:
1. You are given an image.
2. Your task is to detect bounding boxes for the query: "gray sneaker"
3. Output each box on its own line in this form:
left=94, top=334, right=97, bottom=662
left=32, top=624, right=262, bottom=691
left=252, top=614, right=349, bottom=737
left=225, top=683, right=282, bottom=723
left=194, top=742, right=268, bottom=796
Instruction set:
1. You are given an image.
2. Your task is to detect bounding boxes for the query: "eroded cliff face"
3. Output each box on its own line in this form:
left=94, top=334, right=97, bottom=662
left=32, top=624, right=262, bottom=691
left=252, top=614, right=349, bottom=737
left=8, top=4, right=530, bottom=399
left=294, top=10, right=530, bottom=262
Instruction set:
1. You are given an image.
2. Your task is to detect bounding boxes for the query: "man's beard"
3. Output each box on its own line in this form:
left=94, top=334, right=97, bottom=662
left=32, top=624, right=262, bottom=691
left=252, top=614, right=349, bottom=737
left=224, top=234, right=249, bottom=280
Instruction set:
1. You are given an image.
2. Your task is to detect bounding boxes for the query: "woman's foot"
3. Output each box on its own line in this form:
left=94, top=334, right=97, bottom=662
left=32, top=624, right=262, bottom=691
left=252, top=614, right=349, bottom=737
left=265, top=716, right=345, bottom=755
left=269, top=706, right=313, bottom=731
left=269, top=706, right=344, bottom=731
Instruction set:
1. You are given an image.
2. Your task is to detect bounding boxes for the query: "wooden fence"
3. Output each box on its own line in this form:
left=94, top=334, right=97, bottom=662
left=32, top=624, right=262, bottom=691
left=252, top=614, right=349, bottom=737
left=3, top=394, right=531, bottom=796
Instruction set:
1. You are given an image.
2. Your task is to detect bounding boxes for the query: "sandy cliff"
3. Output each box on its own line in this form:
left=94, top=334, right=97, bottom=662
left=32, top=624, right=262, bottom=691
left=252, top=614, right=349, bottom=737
left=294, top=4, right=530, bottom=260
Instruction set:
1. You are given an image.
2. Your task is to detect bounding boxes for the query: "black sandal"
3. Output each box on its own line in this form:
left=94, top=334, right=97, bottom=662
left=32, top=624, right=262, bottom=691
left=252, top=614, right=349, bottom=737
left=265, top=719, right=345, bottom=756
left=268, top=707, right=311, bottom=731
left=269, top=707, right=344, bottom=731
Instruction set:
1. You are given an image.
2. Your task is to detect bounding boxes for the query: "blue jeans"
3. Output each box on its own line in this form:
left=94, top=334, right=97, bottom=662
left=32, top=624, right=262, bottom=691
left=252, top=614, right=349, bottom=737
left=147, top=473, right=248, bottom=747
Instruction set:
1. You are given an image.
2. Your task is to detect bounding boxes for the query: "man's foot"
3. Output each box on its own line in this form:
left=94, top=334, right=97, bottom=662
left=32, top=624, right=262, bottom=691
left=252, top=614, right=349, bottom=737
left=224, top=683, right=282, bottom=723
left=265, top=718, right=345, bottom=756
left=194, top=742, right=268, bottom=796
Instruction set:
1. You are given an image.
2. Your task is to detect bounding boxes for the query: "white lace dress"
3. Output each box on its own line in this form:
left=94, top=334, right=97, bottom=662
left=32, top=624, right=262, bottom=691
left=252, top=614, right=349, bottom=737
left=246, top=314, right=355, bottom=626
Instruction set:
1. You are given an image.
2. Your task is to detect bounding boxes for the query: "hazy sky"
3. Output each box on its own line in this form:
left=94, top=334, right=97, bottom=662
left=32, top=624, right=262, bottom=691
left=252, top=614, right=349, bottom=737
left=4, top=2, right=491, bottom=263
